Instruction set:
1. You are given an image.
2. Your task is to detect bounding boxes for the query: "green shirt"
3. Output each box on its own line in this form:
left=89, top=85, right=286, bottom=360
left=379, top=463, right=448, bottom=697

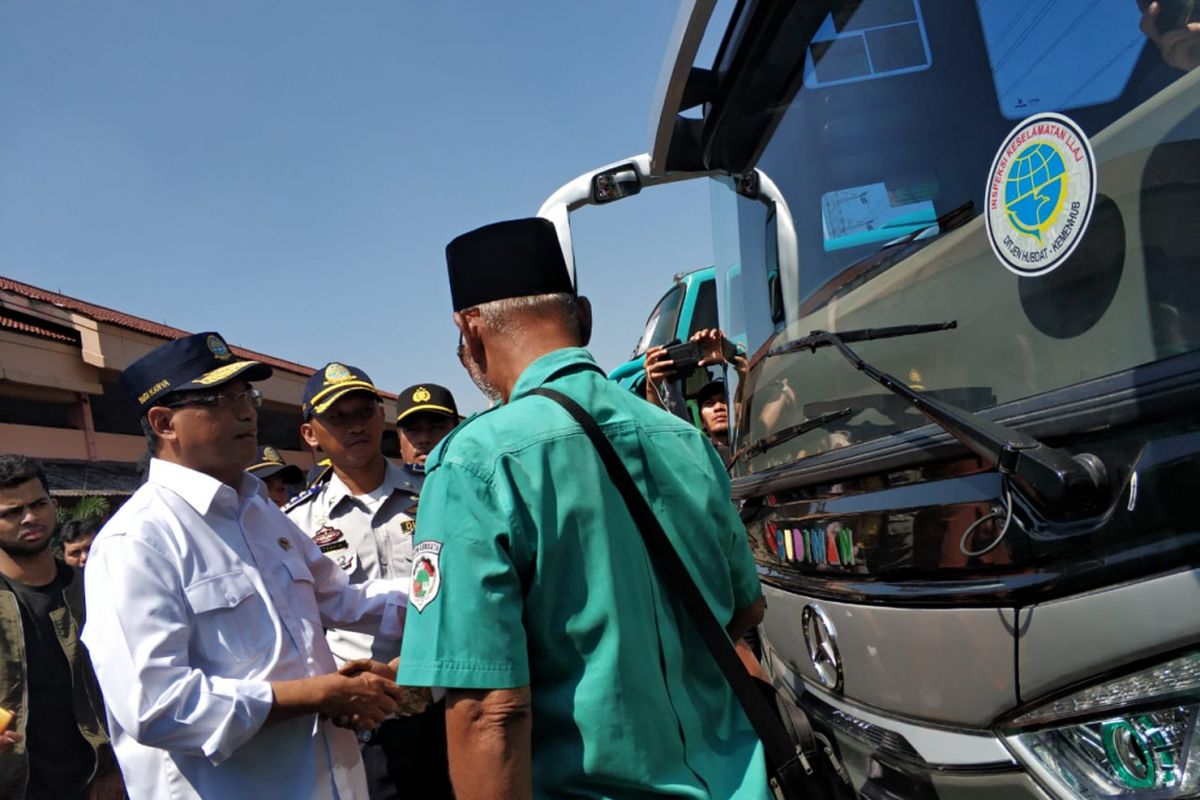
left=398, top=347, right=767, bottom=799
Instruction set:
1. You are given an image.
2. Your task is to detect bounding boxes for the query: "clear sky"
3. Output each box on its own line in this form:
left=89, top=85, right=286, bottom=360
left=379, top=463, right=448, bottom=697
left=0, top=1, right=718, bottom=412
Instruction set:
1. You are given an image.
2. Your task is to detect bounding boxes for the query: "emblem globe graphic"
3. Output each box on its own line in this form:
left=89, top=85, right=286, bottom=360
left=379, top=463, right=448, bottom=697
left=1004, top=142, right=1067, bottom=241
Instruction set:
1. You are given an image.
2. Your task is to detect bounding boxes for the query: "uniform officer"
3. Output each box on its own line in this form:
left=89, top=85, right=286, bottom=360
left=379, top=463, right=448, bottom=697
left=81, top=332, right=408, bottom=800
left=285, top=364, right=452, bottom=800
left=394, top=383, right=459, bottom=474
left=397, top=218, right=769, bottom=798
left=246, top=445, right=305, bottom=507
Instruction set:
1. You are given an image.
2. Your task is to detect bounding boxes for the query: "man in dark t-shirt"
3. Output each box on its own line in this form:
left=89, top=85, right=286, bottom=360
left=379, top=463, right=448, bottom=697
left=0, top=455, right=120, bottom=800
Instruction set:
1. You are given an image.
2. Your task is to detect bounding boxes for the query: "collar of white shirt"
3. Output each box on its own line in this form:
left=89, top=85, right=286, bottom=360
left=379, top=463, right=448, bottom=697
left=148, top=457, right=268, bottom=517
left=324, top=460, right=418, bottom=512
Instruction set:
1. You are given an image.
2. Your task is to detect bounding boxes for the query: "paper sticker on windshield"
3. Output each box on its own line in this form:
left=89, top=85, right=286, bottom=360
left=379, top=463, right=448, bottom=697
left=985, top=113, right=1096, bottom=277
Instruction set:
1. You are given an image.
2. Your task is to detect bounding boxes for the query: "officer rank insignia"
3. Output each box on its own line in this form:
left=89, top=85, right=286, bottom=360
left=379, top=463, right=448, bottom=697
left=313, top=525, right=349, bottom=553
left=409, top=541, right=442, bottom=612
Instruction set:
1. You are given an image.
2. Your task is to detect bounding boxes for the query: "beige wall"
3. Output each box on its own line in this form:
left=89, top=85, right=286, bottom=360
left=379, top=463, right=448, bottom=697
left=0, top=423, right=317, bottom=468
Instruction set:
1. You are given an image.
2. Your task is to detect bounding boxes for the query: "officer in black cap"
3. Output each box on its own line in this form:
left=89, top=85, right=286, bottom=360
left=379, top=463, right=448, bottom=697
left=285, top=363, right=451, bottom=800
left=247, top=445, right=306, bottom=507
left=393, top=384, right=459, bottom=476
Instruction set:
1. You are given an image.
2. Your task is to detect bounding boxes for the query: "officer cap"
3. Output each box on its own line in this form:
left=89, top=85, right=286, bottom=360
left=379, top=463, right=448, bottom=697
left=118, top=331, right=273, bottom=413
left=247, top=445, right=305, bottom=484
left=445, top=217, right=574, bottom=312
left=302, top=363, right=380, bottom=419
left=395, top=384, right=460, bottom=426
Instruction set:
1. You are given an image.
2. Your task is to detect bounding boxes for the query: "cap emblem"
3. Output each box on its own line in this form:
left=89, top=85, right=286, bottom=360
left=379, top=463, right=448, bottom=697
left=325, top=363, right=353, bottom=384
left=207, top=334, right=232, bottom=361
left=412, top=387, right=432, bottom=403
left=263, top=446, right=282, bottom=463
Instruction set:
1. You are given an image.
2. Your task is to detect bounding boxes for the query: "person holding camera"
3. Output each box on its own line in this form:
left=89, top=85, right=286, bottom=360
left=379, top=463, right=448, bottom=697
left=642, top=328, right=746, bottom=410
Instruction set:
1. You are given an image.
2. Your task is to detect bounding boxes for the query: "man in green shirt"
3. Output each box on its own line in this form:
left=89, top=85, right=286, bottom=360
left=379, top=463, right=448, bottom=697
left=397, top=217, right=769, bottom=800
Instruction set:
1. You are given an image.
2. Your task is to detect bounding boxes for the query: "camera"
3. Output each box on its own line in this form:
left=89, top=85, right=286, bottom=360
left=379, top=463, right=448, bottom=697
left=662, top=340, right=704, bottom=378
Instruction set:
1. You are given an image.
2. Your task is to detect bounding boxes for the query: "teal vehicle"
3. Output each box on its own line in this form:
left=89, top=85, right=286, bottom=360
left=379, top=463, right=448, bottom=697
left=607, top=265, right=718, bottom=394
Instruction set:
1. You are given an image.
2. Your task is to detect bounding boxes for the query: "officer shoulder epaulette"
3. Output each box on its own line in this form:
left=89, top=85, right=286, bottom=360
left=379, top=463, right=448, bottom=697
left=282, top=467, right=332, bottom=514
left=281, top=484, right=320, bottom=514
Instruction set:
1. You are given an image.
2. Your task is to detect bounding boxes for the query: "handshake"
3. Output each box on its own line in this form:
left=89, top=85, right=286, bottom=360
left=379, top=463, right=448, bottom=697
left=314, top=658, right=433, bottom=732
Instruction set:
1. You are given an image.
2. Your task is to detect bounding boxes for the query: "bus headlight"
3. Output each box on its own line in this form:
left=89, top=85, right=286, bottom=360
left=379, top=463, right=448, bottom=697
left=1003, top=652, right=1200, bottom=798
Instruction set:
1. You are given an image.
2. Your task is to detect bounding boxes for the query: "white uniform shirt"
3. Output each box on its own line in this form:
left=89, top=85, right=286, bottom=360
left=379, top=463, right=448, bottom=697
left=81, top=459, right=407, bottom=800
left=285, top=461, right=422, bottom=665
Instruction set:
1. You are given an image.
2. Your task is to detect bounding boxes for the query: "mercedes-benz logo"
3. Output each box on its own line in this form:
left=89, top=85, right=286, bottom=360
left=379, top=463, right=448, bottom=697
left=802, top=604, right=843, bottom=692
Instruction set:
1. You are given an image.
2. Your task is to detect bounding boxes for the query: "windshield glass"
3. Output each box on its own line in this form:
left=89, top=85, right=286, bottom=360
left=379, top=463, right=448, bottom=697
left=715, top=0, right=1200, bottom=476
left=633, top=284, right=684, bottom=357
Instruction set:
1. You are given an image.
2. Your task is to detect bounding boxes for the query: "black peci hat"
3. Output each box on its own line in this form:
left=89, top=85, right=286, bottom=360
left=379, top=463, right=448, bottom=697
left=445, top=217, right=575, bottom=312
left=118, top=332, right=273, bottom=413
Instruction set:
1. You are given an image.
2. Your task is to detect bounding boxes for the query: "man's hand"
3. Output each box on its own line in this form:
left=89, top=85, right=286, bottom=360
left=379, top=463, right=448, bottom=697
left=642, top=346, right=674, bottom=407
left=0, top=730, right=21, bottom=754
left=691, top=328, right=730, bottom=367
left=319, top=671, right=405, bottom=730
left=336, top=658, right=434, bottom=718
left=339, top=658, right=398, bottom=682
left=1141, top=1, right=1200, bottom=70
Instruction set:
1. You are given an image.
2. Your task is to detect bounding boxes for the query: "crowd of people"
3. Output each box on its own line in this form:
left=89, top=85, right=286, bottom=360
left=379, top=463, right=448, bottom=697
left=0, top=217, right=767, bottom=800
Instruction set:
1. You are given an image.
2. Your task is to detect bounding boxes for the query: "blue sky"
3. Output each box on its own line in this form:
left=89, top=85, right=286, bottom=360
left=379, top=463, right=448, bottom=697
left=0, top=1, right=718, bottom=412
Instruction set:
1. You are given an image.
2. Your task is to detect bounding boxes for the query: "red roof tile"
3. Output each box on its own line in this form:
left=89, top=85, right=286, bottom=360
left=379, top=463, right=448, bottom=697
left=0, top=312, right=78, bottom=344
left=0, top=275, right=314, bottom=378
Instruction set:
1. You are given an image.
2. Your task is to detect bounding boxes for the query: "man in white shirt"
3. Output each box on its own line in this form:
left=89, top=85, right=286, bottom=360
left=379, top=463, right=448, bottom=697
left=81, top=331, right=409, bottom=800
left=286, top=365, right=453, bottom=798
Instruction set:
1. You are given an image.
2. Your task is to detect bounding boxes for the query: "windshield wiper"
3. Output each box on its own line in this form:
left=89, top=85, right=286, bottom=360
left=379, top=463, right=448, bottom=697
left=769, top=321, right=958, bottom=358
left=769, top=324, right=1108, bottom=514
left=729, top=407, right=853, bottom=468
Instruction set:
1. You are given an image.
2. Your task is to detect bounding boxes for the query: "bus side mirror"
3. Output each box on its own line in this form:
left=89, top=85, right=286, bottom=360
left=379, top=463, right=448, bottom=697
left=592, top=164, right=642, bottom=204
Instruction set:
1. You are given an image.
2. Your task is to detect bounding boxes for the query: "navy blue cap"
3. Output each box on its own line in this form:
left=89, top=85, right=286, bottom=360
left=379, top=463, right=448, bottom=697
left=445, top=217, right=575, bottom=312
left=118, top=332, right=273, bottom=413
left=302, top=362, right=380, bottom=418
left=247, top=445, right=305, bottom=484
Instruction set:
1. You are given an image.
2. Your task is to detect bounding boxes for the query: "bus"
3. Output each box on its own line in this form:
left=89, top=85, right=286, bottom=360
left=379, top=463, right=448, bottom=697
left=539, top=1, right=1200, bottom=798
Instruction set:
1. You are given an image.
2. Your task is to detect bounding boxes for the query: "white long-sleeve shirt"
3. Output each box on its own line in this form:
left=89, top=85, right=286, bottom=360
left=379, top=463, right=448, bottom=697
left=81, top=458, right=407, bottom=800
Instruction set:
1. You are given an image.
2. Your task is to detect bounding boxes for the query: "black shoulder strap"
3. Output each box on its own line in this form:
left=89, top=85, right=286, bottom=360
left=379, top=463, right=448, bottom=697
left=527, top=387, right=806, bottom=778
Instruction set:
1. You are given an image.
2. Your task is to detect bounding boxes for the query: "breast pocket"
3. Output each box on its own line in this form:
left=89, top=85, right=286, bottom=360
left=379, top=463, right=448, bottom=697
left=184, top=571, right=266, bottom=665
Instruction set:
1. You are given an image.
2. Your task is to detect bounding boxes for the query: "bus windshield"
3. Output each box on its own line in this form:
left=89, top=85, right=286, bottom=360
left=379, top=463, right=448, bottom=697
left=718, top=0, right=1200, bottom=475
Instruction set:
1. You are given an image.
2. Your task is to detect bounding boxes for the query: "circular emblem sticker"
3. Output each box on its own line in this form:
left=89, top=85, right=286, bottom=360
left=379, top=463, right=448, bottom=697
left=985, top=112, right=1096, bottom=277
left=262, top=446, right=281, bottom=463
left=324, top=363, right=352, bottom=383
left=206, top=334, right=232, bottom=360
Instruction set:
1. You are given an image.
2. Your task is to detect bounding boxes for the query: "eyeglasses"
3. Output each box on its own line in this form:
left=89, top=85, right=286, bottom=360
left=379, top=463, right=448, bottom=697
left=456, top=333, right=466, bottom=363
left=161, top=388, right=263, bottom=410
